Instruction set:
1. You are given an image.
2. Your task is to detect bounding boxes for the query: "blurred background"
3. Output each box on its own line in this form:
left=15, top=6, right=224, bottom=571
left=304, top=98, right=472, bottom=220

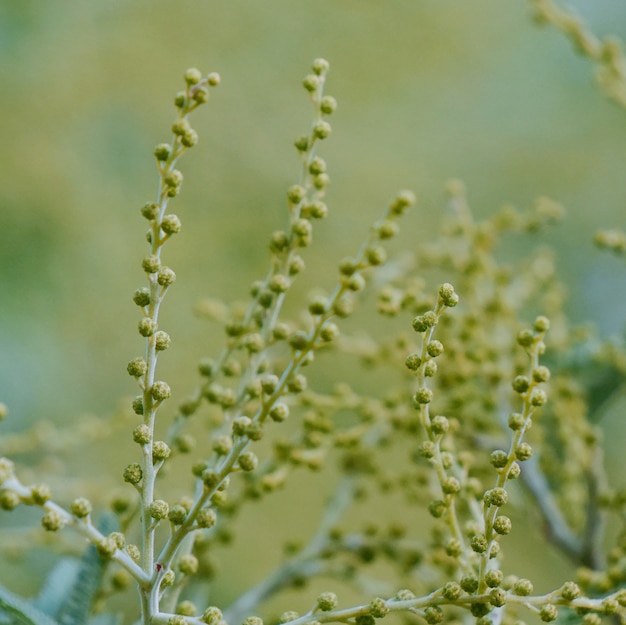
left=1, top=0, right=626, bottom=618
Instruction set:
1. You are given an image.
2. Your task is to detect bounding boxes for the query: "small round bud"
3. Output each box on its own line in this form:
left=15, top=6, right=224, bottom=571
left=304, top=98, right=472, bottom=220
left=269, top=274, right=290, bottom=293
left=413, top=388, right=433, bottom=405
left=428, top=499, right=446, bottom=518
left=138, top=318, right=157, bottom=337
left=308, top=295, right=328, bottom=316
left=485, top=569, right=503, bottom=588
left=41, top=511, right=65, bottom=532
left=560, top=581, right=581, bottom=600
left=303, top=74, right=320, bottom=92
left=470, top=534, right=488, bottom=553
left=512, top=376, right=530, bottom=394
left=294, top=135, right=309, bottom=152
left=201, top=607, right=223, bottom=625
left=377, top=220, right=399, bottom=239
left=320, top=95, right=337, bottom=115
left=317, top=592, right=338, bottom=611
left=133, top=424, right=152, bottom=445
left=161, top=214, right=181, bottom=235
left=489, top=450, right=509, bottom=469
left=532, top=365, right=551, bottom=383
left=287, top=185, right=305, bottom=204
left=152, top=440, right=171, bottom=463
left=260, top=374, right=279, bottom=395
left=508, top=412, right=525, bottom=431
left=154, top=331, right=171, bottom=351
left=192, top=86, right=209, bottom=104
left=489, top=588, right=506, bottom=607
left=460, top=575, right=479, bottom=593
left=179, top=554, right=199, bottom=575
left=196, top=507, right=217, bottom=528
left=442, top=581, right=462, bottom=601
left=313, top=121, right=331, bottom=140
left=270, top=402, right=289, bottom=422
left=390, top=190, right=416, bottom=215
left=484, top=488, right=508, bottom=507
left=493, top=515, right=512, bottom=535
left=441, top=477, right=461, bottom=495
left=123, top=463, right=143, bottom=484
left=141, top=202, right=159, bottom=220
left=405, top=353, right=421, bottom=371
left=438, top=283, right=459, bottom=307
left=423, top=360, right=438, bottom=377
left=181, top=129, right=199, bottom=146
left=308, top=156, right=326, bottom=176
left=29, top=483, right=51, bottom=505
left=238, top=452, right=258, bottom=472
left=539, top=605, right=558, bottom=622
left=207, top=72, right=221, bottom=86
left=369, top=598, right=389, bottom=619
left=127, top=357, right=147, bottom=377
left=96, top=536, right=118, bottom=558
left=132, top=396, right=144, bottom=415
left=212, top=435, right=233, bottom=456
left=154, top=144, right=171, bottom=161
left=184, top=68, right=202, bottom=85
left=312, top=58, right=330, bottom=75
left=133, top=288, right=150, bottom=307
left=517, top=329, right=535, bottom=348
left=530, top=389, right=548, bottom=406
left=431, top=415, right=449, bottom=435
left=164, top=169, right=183, bottom=189
left=427, top=340, right=444, bottom=357
left=149, top=499, right=169, bottom=520
left=70, top=497, right=92, bottom=519
left=157, top=267, right=176, bottom=287
left=288, top=255, right=306, bottom=275
left=142, top=255, right=161, bottom=274
left=534, top=316, right=550, bottom=332
left=168, top=505, right=187, bottom=525
left=512, top=578, right=534, bottom=596
left=151, top=381, right=171, bottom=402
left=424, top=606, right=444, bottom=625
left=288, top=374, right=307, bottom=393
left=515, top=442, right=533, bottom=461
left=289, top=331, right=309, bottom=351
left=412, top=311, right=437, bottom=333
left=319, top=322, right=339, bottom=342
left=366, top=246, right=387, bottom=266
left=292, top=218, right=312, bottom=239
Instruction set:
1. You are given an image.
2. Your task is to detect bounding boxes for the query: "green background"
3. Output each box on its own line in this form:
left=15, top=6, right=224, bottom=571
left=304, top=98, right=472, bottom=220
left=0, top=0, right=625, bottom=618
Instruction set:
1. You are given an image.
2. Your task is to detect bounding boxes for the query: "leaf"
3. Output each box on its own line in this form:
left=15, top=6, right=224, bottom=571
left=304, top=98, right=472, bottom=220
left=0, top=584, right=59, bottom=625
left=33, top=558, right=81, bottom=617
left=54, top=514, right=118, bottom=625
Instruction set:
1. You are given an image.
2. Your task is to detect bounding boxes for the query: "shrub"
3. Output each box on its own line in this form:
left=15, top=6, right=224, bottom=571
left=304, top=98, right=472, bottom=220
left=1, top=2, right=626, bottom=625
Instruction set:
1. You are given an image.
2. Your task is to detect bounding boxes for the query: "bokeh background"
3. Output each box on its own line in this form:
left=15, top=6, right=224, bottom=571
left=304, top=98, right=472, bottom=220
left=1, top=0, right=626, bottom=619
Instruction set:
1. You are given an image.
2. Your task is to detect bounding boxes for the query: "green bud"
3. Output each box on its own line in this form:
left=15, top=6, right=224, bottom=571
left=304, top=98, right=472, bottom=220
left=317, top=592, right=338, bottom=611
left=151, top=381, right=171, bottom=402
left=70, top=497, right=92, bottom=518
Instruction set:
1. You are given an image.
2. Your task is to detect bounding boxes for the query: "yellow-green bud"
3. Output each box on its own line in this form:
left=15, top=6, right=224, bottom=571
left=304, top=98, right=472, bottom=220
left=127, top=357, right=147, bottom=377
left=149, top=499, right=169, bottom=520
left=41, top=510, right=64, bottom=532
left=157, top=267, right=176, bottom=286
left=123, top=463, right=143, bottom=484
left=196, top=507, right=217, bottom=528
left=238, top=452, right=258, bottom=472
left=151, top=381, right=171, bottom=402
left=369, top=598, right=389, bottom=619
left=71, top=497, right=92, bottom=518
left=30, top=483, right=51, bottom=505
left=152, top=440, right=171, bottom=462
left=317, top=592, right=338, bottom=611
left=154, top=144, right=171, bottom=161
left=179, top=554, right=199, bottom=575
left=539, top=605, right=558, bottom=622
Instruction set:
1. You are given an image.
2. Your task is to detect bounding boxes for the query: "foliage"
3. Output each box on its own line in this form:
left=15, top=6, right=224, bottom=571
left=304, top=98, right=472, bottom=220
left=1, top=3, right=626, bottom=625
